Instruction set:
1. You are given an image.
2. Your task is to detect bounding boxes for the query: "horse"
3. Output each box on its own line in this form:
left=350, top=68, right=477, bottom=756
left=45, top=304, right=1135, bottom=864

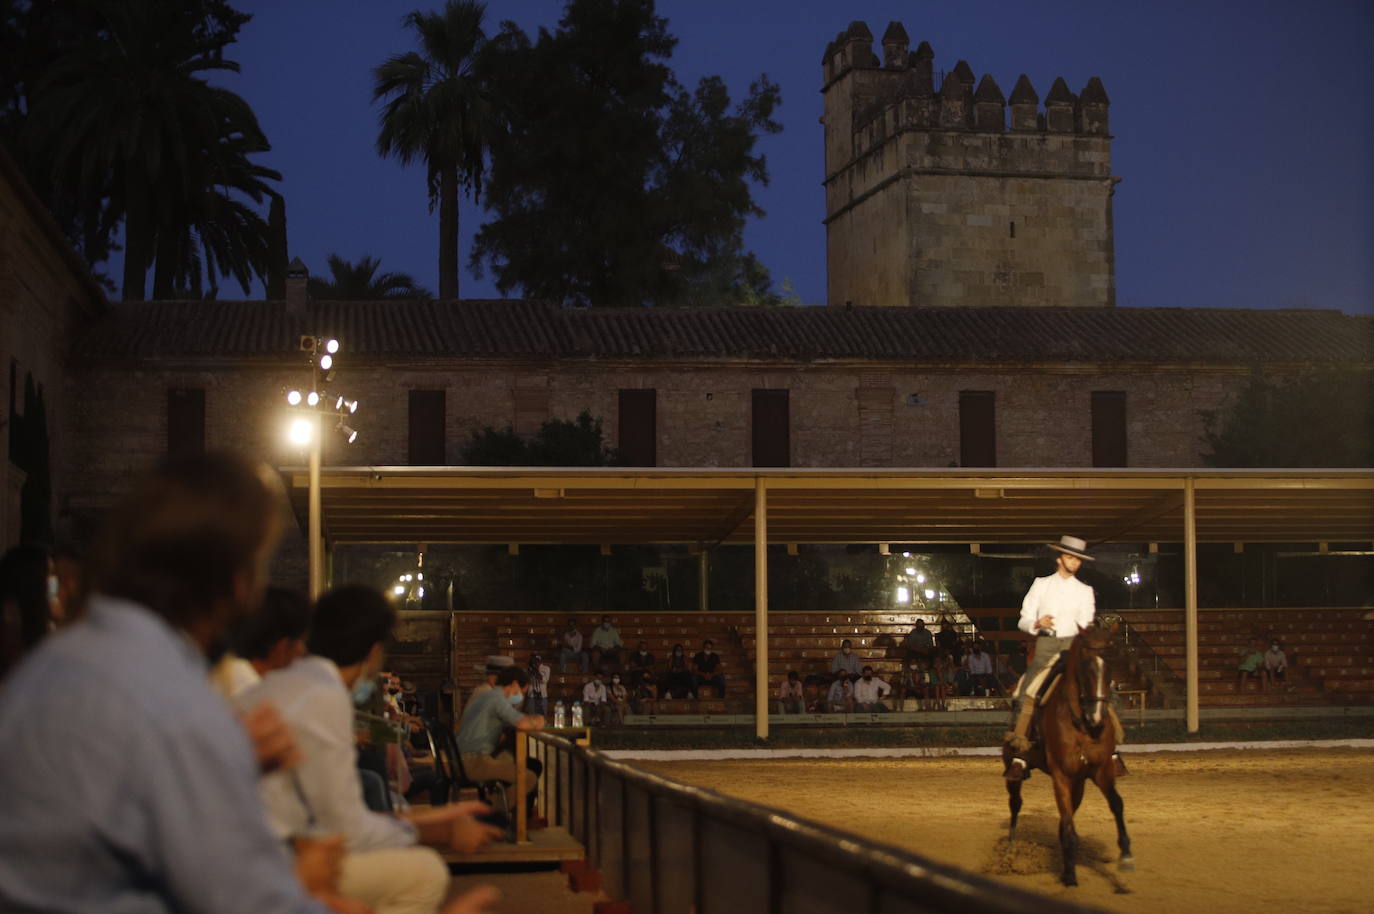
left=1003, top=626, right=1133, bottom=886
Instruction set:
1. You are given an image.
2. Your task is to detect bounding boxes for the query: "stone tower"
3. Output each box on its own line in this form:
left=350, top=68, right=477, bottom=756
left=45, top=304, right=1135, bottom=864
left=822, top=21, right=1117, bottom=308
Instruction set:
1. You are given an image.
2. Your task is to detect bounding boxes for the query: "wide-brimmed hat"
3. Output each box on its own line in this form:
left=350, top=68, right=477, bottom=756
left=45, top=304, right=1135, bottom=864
left=1047, top=535, right=1095, bottom=561
left=473, top=654, right=515, bottom=672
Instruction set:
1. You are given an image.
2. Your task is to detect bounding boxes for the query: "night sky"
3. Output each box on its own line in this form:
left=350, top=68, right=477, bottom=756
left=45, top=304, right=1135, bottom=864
left=219, top=0, right=1374, bottom=314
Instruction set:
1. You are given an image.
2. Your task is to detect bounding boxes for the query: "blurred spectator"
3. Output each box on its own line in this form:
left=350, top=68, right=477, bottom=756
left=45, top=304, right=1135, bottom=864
left=827, top=674, right=855, bottom=712
left=853, top=665, right=892, bottom=712
left=582, top=671, right=610, bottom=725
left=662, top=643, right=693, bottom=699
left=1264, top=639, right=1288, bottom=690
left=526, top=653, right=551, bottom=716
left=627, top=640, right=656, bottom=686
left=830, top=638, right=862, bottom=679
left=901, top=619, right=934, bottom=663
left=241, top=585, right=501, bottom=914
left=470, top=656, right=513, bottom=702
left=589, top=615, right=623, bottom=671
left=211, top=586, right=311, bottom=700
left=0, top=453, right=353, bottom=912
left=964, top=642, right=996, bottom=696
left=631, top=672, right=659, bottom=714
left=935, top=619, right=960, bottom=654
left=896, top=658, right=925, bottom=706
left=457, top=665, right=546, bottom=820
left=558, top=616, right=589, bottom=673
left=608, top=673, right=629, bottom=724
left=933, top=653, right=955, bottom=705
left=692, top=639, right=726, bottom=698
left=1237, top=637, right=1267, bottom=690
left=777, top=670, right=804, bottom=714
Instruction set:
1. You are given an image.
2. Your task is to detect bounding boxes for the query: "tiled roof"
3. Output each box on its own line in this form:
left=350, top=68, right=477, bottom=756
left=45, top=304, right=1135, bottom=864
left=74, top=300, right=1374, bottom=366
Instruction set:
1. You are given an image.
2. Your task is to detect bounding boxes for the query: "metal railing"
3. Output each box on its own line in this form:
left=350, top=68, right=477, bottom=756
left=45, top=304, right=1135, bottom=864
left=525, top=731, right=1103, bottom=914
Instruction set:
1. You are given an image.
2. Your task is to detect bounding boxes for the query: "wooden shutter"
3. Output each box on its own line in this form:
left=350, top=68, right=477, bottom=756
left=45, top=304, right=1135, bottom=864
left=408, top=390, right=446, bottom=465
left=752, top=389, right=790, bottom=467
left=618, top=389, right=657, bottom=467
left=167, top=388, right=205, bottom=458
left=958, top=390, right=996, bottom=467
left=1091, top=391, right=1128, bottom=467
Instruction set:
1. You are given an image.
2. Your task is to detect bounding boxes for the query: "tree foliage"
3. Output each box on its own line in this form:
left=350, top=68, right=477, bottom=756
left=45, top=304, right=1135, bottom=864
left=307, top=254, right=432, bottom=301
left=374, top=0, right=499, bottom=299
left=1200, top=370, right=1374, bottom=467
left=460, top=410, right=619, bottom=466
left=472, top=0, right=782, bottom=307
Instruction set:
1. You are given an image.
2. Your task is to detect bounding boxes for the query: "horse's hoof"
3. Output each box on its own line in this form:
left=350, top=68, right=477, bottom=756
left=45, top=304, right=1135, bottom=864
left=1119, top=856, right=1135, bottom=872
left=1062, top=875, right=1078, bottom=887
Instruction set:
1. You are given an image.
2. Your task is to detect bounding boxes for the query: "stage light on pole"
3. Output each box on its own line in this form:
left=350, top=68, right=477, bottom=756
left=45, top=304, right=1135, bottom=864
left=896, top=586, right=911, bottom=603
left=319, top=354, right=333, bottom=371
left=306, top=391, right=320, bottom=407
left=393, top=584, right=405, bottom=596
left=288, top=417, right=312, bottom=446
left=325, top=338, right=339, bottom=354
left=286, top=389, right=302, bottom=406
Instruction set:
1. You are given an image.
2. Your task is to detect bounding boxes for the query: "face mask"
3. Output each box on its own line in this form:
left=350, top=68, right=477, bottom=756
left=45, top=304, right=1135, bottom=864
left=602, top=622, right=611, bottom=629
left=863, top=675, right=872, bottom=680
left=508, top=691, right=524, bottom=707
left=353, top=677, right=377, bottom=705
left=612, top=677, right=621, bottom=684
left=842, top=647, right=851, bottom=654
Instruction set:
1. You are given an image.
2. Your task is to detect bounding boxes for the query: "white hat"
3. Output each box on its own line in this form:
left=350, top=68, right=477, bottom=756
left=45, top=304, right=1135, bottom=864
left=474, top=655, right=515, bottom=672
left=1047, top=535, right=1095, bottom=561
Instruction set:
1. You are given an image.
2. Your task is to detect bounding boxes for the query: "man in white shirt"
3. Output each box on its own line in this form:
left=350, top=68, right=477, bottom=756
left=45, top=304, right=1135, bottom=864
left=558, top=617, right=589, bottom=673
left=582, top=671, right=610, bottom=725
left=853, top=666, right=892, bottom=711
left=240, top=585, right=500, bottom=914
left=1004, top=536, right=1125, bottom=780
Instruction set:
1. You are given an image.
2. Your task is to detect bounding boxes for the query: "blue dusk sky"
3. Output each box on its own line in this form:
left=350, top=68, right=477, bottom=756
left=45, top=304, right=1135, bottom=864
left=220, top=0, right=1374, bottom=313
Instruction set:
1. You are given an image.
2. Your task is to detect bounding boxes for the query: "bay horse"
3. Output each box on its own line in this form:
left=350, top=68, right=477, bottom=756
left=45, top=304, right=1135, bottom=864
left=1003, top=626, right=1133, bottom=886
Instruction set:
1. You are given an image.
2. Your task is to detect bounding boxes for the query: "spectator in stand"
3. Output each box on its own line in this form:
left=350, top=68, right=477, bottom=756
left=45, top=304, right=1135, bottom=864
left=777, top=670, right=804, bottom=714
left=589, top=615, right=623, bottom=671
left=457, top=665, right=546, bottom=821
left=607, top=673, right=629, bottom=724
left=558, top=616, right=589, bottom=673
left=964, top=642, right=996, bottom=696
left=933, top=653, right=955, bottom=706
left=901, top=618, right=935, bottom=663
left=662, top=643, right=693, bottom=699
left=0, top=544, right=58, bottom=681
left=1237, top=637, right=1267, bottom=690
left=0, top=453, right=415, bottom=914
left=211, top=586, right=312, bottom=700
left=692, top=639, right=726, bottom=698
left=830, top=638, right=862, bottom=679
left=470, top=656, right=513, bottom=702
left=1264, top=639, right=1288, bottom=690
left=627, top=640, right=656, bottom=686
left=827, top=673, right=856, bottom=712
left=582, top=670, right=609, bottom=725
left=632, top=671, right=659, bottom=714
left=242, top=584, right=502, bottom=914
left=803, top=674, right=828, bottom=712
left=853, top=665, right=892, bottom=712
left=896, top=658, right=925, bottom=707
left=526, top=653, right=551, bottom=716
left=935, top=619, right=960, bottom=655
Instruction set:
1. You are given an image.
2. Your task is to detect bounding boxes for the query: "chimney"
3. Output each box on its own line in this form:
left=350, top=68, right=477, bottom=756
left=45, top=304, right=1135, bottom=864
left=285, top=257, right=309, bottom=316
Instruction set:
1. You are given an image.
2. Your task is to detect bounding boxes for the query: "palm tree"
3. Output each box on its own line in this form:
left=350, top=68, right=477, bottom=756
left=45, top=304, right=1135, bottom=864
left=307, top=254, right=432, bottom=300
left=21, top=0, right=276, bottom=301
left=374, top=0, right=498, bottom=300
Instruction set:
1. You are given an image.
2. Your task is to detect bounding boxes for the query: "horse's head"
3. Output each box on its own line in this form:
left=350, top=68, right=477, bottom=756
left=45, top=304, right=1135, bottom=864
left=1071, top=626, right=1114, bottom=730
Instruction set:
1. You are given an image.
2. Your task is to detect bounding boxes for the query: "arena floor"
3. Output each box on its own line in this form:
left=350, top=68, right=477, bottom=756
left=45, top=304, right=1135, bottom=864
left=638, top=748, right=1373, bottom=914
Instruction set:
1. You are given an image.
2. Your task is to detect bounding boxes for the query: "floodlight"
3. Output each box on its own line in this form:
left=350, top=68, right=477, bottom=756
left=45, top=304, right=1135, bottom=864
left=416, top=572, right=423, bottom=581
left=416, top=587, right=425, bottom=599
left=393, top=585, right=405, bottom=596
left=286, top=389, right=302, bottom=406
left=340, top=423, right=358, bottom=444
left=325, top=339, right=339, bottom=354
left=288, top=417, right=312, bottom=446
left=306, top=391, right=320, bottom=407
left=335, top=396, right=358, bottom=414
left=916, top=574, right=926, bottom=584
left=896, top=586, right=910, bottom=603
left=319, top=354, right=333, bottom=371
left=924, top=589, right=936, bottom=600
left=905, top=566, right=916, bottom=576
left=298, top=335, right=316, bottom=353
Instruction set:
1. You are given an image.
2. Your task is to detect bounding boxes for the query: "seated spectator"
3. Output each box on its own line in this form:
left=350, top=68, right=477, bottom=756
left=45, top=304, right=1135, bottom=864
left=457, top=665, right=547, bottom=816
left=0, top=453, right=378, bottom=912
left=692, top=639, right=726, bottom=698
left=901, top=618, right=934, bottom=663
left=830, top=638, right=862, bottom=679
left=827, top=674, right=855, bottom=712
left=470, top=655, right=513, bottom=702
left=607, top=673, right=629, bottom=724
left=896, top=659, right=925, bottom=706
left=526, top=653, right=551, bottom=716
left=964, top=642, right=996, bottom=696
left=932, top=653, right=955, bottom=705
left=777, top=670, right=804, bottom=714
left=631, top=674, right=659, bottom=714
left=589, top=615, right=623, bottom=671
left=1264, top=639, right=1288, bottom=690
left=241, top=585, right=502, bottom=914
left=853, top=665, right=892, bottom=712
left=662, top=643, right=693, bottom=698
left=558, top=616, right=589, bottom=673
left=582, top=671, right=610, bottom=725
left=212, top=586, right=311, bottom=700
left=627, top=640, right=656, bottom=686
left=803, top=673, right=827, bottom=712
left=1237, top=637, right=1267, bottom=690
left=934, top=618, right=960, bottom=655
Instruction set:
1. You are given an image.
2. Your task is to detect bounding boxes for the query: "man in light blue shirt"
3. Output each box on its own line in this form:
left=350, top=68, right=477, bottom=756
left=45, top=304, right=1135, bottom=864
left=457, top=666, right=545, bottom=811
left=0, top=454, right=332, bottom=913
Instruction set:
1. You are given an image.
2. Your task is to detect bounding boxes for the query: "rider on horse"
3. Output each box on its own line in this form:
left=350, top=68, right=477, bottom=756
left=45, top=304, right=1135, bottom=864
left=1004, top=535, right=1128, bottom=781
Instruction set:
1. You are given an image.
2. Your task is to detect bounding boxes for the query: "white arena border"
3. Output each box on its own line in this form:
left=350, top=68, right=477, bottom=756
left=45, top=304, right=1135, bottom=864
left=602, top=737, right=1374, bottom=762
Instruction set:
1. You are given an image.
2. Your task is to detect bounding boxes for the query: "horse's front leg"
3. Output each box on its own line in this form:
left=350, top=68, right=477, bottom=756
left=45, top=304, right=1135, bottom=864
left=1052, top=773, right=1079, bottom=886
left=1093, top=765, right=1134, bottom=871
left=1006, top=778, right=1023, bottom=840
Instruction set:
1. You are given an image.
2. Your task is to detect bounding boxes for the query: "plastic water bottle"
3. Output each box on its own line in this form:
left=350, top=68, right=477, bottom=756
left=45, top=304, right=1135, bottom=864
left=553, top=701, right=566, bottom=728
left=571, top=700, right=584, bottom=727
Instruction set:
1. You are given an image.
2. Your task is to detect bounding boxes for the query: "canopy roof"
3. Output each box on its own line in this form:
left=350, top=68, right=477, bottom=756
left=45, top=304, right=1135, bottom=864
left=283, top=467, right=1374, bottom=548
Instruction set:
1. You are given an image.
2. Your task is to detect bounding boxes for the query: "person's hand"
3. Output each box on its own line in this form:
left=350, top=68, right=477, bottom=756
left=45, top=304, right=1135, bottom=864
left=1036, top=614, right=1054, bottom=632
left=241, top=702, right=301, bottom=773
left=450, top=811, right=505, bottom=855
left=441, top=885, right=501, bottom=914
left=292, top=834, right=345, bottom=896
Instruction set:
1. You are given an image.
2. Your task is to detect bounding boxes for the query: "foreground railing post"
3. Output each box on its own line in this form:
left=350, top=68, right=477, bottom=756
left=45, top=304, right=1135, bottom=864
left=516, top=730, right=529, bottom=842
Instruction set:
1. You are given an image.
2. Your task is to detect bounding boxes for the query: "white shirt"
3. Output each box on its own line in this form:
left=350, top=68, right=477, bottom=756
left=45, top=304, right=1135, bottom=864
left=853, top=676, right=891, bottom=704
left=965, top=652, right=993, bottom=676
left=827, top=679, right=853, bottom=704
left=1019, top=572, right=1096, bottom=637
left=528, top=662, right=551, bottom=697
left=209, top=654, right=260, bottom=700
left=582, top=680, right=607, bottom=703
left=235, top=656, right=417, bottom=853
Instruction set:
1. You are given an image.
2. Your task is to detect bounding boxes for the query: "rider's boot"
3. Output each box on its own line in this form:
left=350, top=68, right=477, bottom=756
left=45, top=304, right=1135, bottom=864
left=1003, top=698, right=1035, bottom=780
